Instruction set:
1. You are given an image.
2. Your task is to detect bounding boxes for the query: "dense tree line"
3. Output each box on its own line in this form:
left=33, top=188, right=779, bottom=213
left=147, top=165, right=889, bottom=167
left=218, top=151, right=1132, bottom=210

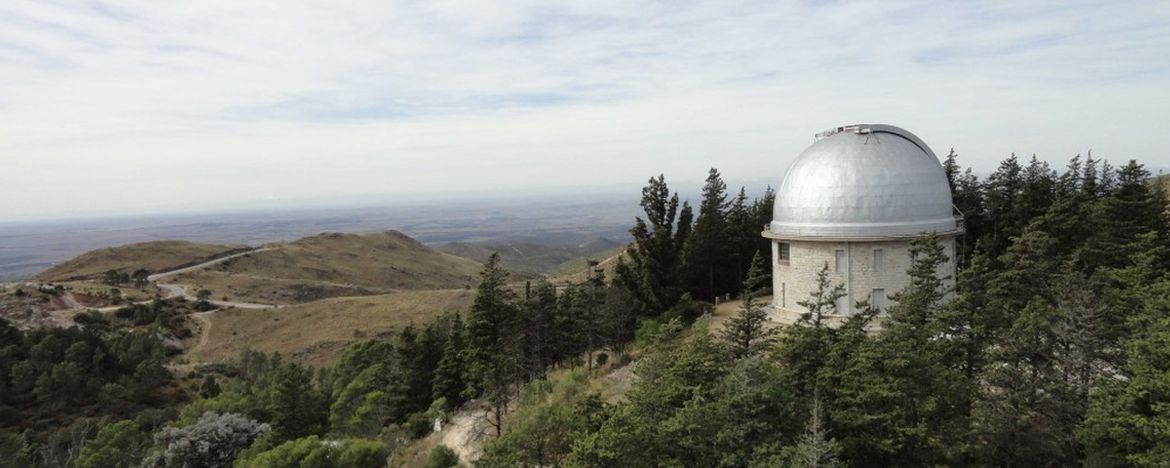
left=477, top=154, right=1170, bottom=466
left=1, top=247, right=640, bottom=467
left=0, top=316, right=175, bottom=466
left=615, top=171, right=775, bottom=308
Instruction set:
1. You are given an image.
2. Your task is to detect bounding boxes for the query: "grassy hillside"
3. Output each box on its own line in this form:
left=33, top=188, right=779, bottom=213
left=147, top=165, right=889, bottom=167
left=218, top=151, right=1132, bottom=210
left=189, top=289, right=473, bottom=367
left=173, top=231, right=481, bottom=304
left=547, top=244, right=628, bottom=284
left=438, top=238, right=622, bottom=278
left=35, top=240, right=246, bottom=281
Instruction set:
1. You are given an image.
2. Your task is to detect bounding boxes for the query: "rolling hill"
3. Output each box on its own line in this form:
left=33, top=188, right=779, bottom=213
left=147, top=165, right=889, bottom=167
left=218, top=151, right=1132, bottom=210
left=438, top=238, right=621, bottom=278
left=35, top=240, right=247, bottom=281
left=190, top=289, right=473, bottom=367
left=171, top=230, right=482, bottom=304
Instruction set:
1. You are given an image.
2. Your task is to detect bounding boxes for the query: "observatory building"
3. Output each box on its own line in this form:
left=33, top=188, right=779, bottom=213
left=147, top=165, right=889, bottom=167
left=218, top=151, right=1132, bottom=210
left=763, top=124, right=963, bottom=326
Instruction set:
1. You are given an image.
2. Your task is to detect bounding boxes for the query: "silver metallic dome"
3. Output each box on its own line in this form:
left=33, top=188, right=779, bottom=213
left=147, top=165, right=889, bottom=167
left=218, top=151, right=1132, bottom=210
left=769, top=124, right=961, bottom=239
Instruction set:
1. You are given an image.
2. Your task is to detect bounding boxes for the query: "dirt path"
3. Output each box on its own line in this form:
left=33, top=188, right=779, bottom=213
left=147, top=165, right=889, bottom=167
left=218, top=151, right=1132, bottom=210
left=155, top=281, right=276, bottom=309
left=59, top=291, right=82, bottom=309
left=52, top=247, right=278, bottom=313
left=440, top=408, right=488, bottom=463
left=189, top=311, right=215, bottom=354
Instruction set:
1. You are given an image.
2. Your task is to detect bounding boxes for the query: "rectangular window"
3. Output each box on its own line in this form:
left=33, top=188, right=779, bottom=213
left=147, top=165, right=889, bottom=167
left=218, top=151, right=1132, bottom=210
left=835, top=295, right=848, bottom=315
left=873, top=248, right=884, bottom=272
left=781, top=282, right=786, bottom=307
left=872, top=289, right=885, bottom=312
left=834, top=249, right=846, bottom=273
left=778, top=242, right=791, bottom=265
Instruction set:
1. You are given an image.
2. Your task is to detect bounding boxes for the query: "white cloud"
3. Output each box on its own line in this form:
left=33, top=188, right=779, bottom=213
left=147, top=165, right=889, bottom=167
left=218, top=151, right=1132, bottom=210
left=1, top=0, right=1168, bottom=219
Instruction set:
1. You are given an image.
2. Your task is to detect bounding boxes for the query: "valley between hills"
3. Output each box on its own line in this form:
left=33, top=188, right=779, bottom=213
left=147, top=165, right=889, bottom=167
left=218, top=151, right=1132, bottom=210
left=0, top=229, right=626, bottom=367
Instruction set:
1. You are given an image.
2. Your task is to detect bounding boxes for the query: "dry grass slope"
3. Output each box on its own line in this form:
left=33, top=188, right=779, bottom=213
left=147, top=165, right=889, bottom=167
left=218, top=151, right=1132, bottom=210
left=189, top=289, right=473, bottom=367
left=547, top=244, right=628, bottom=284
left=36, top=240, right=245, bottom=281
left=438, top=238, right=622, bottom=279
left=172, top=231, right=482, bottom=304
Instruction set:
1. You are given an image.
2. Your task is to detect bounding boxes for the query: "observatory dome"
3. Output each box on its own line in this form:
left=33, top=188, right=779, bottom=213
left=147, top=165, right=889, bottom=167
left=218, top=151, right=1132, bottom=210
left=770, top=124, right=960, bottom=239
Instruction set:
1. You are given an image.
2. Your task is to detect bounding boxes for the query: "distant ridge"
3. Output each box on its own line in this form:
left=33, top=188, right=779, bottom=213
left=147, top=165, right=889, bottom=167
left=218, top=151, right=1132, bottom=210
left=171, top=230, right=482, bottom=304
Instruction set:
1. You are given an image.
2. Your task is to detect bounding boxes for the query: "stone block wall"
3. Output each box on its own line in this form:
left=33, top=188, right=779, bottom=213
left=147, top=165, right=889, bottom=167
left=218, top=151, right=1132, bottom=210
left=769, top=235, right=957, bottom=327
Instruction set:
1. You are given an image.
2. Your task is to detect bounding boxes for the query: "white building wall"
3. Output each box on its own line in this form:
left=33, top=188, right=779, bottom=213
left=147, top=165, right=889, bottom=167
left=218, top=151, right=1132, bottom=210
left=770, top=236, right=957, bottom=327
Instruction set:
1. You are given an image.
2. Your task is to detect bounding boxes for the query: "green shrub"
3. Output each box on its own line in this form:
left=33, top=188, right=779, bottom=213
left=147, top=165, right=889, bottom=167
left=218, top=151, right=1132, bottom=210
left=426, top=444, right=460, bottom=468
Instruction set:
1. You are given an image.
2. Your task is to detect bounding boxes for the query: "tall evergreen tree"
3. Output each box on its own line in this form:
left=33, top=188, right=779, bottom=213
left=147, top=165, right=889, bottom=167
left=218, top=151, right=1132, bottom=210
left=777, top=264, right=846, bottom=401
left=1082, top=160, right=1170, bottom=271
left=984, top=154, right=1025, bottom=256
left=432, top=313, right=467, bottom=409
left=520, top=281, right=558, bottom=378
left=719, top=251, right=776, bottom=358
left=751, top=185, right=777, bottom=262
left=1080, top=279, right=1170, bottom=467
left=614, top=175, right=691, bottom=315
left=463, top=253, right=521, bottom=435
left=943, top=148, right=960, bottom=192
left=725, top=187, right=755, bottom=288
left=832, top=235, right=968, bottom=465
left=953, top=167, right=985, bottom=265
left=684, top=168, right=731, bottom=301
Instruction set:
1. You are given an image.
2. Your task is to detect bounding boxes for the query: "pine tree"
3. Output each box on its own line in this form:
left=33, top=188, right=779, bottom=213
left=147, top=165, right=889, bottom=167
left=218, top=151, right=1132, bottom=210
left=789, top=396, right=842, bottom=468
left=1020, top=154, right=1057, bottom=222
left=971, top=270, right=1110, bottom=466
left=725, top=187, right=755, bottom=288
left=943, top=148, right=960, bottom=192
left=520, top=281, right=558, bottom=378
left=614, top=175, right=690, bottom=315
left=777, top=264, right=846, bottom=401
left=1083, top=160, right=1170, bottom=271
left=953, top=167, right=985, bottom=265
left=432, top=313, right=467, bottom=409
left=832, top=235, right=968, bottom=465
left=751, top=186, right=776, bottom=264
left=720, top=251, right=776, bottom=358
left=796, top=265, right=845, bottom=330
left=265, top=363, right=326, bottom=438
left=684, top=168, right=731, bottom=301
left=1080, top=279, right=1170, bottom=466
left=462, top=253, right=521, bottom=436
left=984, top=154, right=1025, bottom=256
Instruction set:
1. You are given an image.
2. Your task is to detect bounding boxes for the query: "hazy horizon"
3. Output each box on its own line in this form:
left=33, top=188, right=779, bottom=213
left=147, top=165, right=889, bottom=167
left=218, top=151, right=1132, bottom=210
left=3, top=1, right=1170, bottom=220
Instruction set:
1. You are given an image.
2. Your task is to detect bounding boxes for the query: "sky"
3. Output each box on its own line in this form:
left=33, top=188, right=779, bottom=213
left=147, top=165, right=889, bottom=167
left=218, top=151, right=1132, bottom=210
left=2, top=0, right=1169, bottom=221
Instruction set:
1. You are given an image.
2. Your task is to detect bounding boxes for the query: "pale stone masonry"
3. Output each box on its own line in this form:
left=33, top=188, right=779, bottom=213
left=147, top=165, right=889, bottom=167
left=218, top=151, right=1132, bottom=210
left=767, top=237, right=958, bottom=327
left=764, top=124, right=963, bottom=327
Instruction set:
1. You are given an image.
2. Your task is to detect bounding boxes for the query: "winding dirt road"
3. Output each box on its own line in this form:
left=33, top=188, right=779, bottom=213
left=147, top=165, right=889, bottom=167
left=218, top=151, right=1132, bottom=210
left=154, top=282, right=276, bottom=309
left=147, top=247, right=274, bottom=282
left=73, top=247, right=281, bottom=312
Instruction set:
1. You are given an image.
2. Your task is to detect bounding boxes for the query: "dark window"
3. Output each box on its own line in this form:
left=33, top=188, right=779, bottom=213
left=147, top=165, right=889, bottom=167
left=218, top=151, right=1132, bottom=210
left=778, top=242, right=791, bottom=265
left=872, top=288, right=886, bottom=312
